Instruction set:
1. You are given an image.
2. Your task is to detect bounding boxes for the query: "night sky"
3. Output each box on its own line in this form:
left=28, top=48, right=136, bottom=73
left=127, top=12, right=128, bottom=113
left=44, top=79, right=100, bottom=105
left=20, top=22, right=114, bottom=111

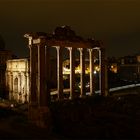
left=0, top=0, right=140, bottom=58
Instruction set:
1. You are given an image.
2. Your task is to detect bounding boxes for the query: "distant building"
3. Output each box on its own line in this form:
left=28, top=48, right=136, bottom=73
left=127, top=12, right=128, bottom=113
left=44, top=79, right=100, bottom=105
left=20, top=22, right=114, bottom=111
left=119, top=55, right=137, bottom=64
left=107, top=57, right=118, bottom=73
left=118, top=55, right=140, bottom=82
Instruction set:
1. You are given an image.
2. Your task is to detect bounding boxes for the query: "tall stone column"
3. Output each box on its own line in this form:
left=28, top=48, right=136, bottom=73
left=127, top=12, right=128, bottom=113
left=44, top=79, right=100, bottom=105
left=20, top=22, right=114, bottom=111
left=98, top=49, right=101, bottom=95
left=88, top=48, right=95, bottom=96
left=38, top=44, right=46, bottom=106
left=78, top=48, right=86, bottom=97
left=68, top=47, right=75, bottom=99
left=45, top=45, right=51, bottom=105
left=37, top=42, right=51, bottom=106
left=25, top=35, right=51, bottom=129
left=36, top=42, right=51, bottom=129
left=100, top=48, right=108, bottom=96
left=56, top=46, right=63, bottom=100
left=29, top=44, right=38, bottom=105
left=24, top=72, right=27, bottom=103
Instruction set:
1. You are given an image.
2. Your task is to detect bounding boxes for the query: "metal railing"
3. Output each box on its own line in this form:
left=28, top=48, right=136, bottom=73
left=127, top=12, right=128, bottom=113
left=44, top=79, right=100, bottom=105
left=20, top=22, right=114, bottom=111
left=51, top=83, right=140, bottom=96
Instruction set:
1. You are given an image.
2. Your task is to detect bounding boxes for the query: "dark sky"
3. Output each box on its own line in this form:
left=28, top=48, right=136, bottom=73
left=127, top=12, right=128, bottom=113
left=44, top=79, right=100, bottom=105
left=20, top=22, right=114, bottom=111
left=0, top=0, right=140, bottom=58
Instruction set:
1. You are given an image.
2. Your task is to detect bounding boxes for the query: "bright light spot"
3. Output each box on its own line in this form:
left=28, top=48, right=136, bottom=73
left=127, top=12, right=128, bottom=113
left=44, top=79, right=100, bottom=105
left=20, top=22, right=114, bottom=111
left=10, top=104, right=14, bottom=108
left=94, top=70, right=97, bottom=74
left=111, top=65, right=114, bottom=68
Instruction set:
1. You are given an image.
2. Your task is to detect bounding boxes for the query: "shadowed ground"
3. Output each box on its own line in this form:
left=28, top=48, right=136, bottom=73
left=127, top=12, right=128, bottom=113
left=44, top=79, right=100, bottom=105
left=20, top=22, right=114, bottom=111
left=0, top=87, right=140, bottom=139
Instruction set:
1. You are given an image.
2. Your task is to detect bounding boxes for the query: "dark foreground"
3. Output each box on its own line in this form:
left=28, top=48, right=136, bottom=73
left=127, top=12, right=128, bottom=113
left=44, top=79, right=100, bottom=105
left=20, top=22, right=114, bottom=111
left=0, top=90, right=140, bottom=139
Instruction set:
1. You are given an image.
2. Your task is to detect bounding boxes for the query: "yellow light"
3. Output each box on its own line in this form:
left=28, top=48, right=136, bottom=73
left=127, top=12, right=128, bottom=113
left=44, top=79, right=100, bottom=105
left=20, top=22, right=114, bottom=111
left=63, top=67, right=70, bottom=74
left=95, top=66, right=100, bottom=71
left=75, top=66, right=81, bottom=73
left=85, top=67, right=90, bottom=74
left=111, top=65, right=114, bottom=68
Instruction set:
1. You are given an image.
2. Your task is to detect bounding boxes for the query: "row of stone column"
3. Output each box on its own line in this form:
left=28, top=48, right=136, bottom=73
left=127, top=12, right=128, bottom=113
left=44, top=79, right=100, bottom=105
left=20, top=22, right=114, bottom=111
left=30, top=42, right=107, bottom=107
left=29, top=43, right=50, bottom=107
left=56, top=47, right=97, bottom=99
left=28, top=37, right=108, bottom=129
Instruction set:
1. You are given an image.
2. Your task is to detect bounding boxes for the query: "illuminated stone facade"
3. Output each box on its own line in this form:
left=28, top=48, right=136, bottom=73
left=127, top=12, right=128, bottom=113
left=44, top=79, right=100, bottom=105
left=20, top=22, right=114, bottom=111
left=5, top=58, right=57, bottom=103
left=6, top=59, right=29, bottom=103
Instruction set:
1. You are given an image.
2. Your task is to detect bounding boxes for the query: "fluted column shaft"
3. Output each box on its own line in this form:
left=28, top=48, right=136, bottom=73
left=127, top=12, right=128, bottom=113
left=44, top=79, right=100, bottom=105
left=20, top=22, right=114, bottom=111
left=38, top=44, right=50, bottom=106
left=56, top=46, right=63, bottom=99
left=68, top=47, right=75, bottom=99
left=88, top=49, right=95, bottom=95
left=30, top=45, right=38, bottom=105
left=99, top=48, right=108, bottom=96
left=78, top=48, right=86, bottom=97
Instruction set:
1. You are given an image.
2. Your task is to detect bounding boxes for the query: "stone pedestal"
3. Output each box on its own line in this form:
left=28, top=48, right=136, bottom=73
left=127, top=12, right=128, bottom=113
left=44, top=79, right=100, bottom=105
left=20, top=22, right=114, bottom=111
left=28, top=104, right=52, bottom=130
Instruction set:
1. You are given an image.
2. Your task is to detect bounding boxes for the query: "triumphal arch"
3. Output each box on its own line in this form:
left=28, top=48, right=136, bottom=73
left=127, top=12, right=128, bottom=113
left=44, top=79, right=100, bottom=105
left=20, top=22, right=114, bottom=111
left=24, top=26, right=108, bottom=127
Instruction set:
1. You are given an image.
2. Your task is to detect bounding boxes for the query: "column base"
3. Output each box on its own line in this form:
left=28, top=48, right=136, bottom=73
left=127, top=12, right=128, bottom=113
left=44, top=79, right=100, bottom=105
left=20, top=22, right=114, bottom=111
left=28, top=104, right=52, bottom=130
left=79, top=94, right=86, bottom=98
